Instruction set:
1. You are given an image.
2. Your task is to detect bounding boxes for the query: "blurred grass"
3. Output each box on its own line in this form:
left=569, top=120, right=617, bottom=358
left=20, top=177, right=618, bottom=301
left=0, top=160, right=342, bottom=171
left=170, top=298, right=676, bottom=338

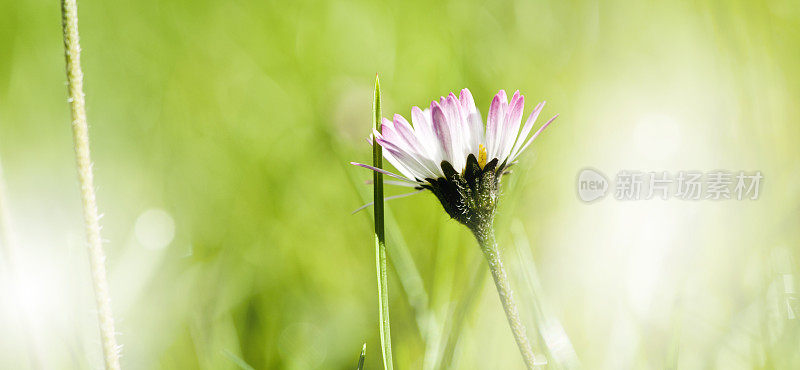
left=0, top=0, right=799, bottom=369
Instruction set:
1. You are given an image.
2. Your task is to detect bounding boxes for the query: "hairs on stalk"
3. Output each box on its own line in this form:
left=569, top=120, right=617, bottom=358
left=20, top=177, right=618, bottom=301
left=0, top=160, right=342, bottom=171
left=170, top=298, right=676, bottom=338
left=61, top=0, right=122, bottom=368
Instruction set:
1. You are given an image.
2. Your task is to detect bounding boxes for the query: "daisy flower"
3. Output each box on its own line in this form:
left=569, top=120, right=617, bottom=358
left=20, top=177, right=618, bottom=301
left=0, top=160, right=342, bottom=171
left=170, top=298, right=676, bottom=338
left=351, top=87, right=557, bottom=369
left=351, top=88, right=557, bottom=230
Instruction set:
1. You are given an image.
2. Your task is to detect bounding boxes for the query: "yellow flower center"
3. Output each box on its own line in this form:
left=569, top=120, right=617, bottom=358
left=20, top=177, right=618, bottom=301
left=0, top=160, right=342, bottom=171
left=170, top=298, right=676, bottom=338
left=478, top=144, right=487, bottom=169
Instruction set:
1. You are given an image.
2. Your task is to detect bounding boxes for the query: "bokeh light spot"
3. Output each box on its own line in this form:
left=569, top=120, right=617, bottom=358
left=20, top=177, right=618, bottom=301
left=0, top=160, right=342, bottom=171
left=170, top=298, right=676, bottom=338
left=134, top=209, right=175, bottom=250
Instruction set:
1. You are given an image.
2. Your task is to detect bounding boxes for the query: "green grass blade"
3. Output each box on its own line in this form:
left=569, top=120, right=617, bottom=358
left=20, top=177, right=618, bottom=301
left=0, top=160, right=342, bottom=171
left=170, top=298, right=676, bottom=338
left=356, top=342, right=367, bottom=370
left=372, top=75, right=394, bottom=370
left=341, top=158, right=434, bottom=341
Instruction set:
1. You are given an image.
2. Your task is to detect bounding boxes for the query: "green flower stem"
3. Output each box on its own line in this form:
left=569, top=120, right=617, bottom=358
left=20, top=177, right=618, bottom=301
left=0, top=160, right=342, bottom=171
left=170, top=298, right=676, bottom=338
left=372, top=75, right=393, bottom=370
left=60, top=0, right=121, bottom=368
left=474, top=225, right=538, bottom=370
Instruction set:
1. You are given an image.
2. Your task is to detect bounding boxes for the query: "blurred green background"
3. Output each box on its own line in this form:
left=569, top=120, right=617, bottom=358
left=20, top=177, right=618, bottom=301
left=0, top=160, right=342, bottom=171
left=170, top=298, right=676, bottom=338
left=1, top=0, right=799, bottom=368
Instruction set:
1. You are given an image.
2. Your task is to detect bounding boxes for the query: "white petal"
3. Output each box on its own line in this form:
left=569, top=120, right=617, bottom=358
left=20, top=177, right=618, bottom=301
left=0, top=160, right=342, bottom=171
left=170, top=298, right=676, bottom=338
left=459, top=88, right=477, bottom=116
left=509, top=102, right=544, bottom=161
left=377, top=135, right=438, bottom=179
left=498, top=91, right=524, bottom=163
left=350, top=162, right=419, bottom=183
left=465, top=111, right=484, bottom=156
left=444, top=94, right=466, bottom=170
left=411, top=106, right=441, bottom=165
left=486, top=90, right=508, bottom=160
left=430, top=101, right=454, bottom=169
left=510, top=114, right=559, bottom=162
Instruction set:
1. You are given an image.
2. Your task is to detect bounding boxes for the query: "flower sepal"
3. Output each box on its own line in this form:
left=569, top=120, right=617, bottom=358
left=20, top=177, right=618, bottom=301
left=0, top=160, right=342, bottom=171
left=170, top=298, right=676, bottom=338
left=422, top=154, right=505, bottom=231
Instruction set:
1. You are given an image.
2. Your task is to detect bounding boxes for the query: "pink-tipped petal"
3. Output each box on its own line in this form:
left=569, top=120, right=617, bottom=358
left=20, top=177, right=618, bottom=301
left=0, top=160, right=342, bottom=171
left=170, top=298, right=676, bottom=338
left=510, top=101, right=544, bottom=159
left=459, top=88, right=476, bottom=115
left=379, top=124, right=410, bottom=153
left=410, top=105, right=440, bottom=163
left=430, top=101, right=453, bottom=164
left=529, top=113, right=559, bottom=144
left=446, top=93, right=463, bottom=122
left=393, top=114, right=425, bottom=154
left=499, top=93, right=524, bottom=161
left=504, top=92, right=523, bottom=134
left=445, top=93, right=466, bottom=168
left=372, top=127, right=385, bottom=140
left=486, top=90, right=508, bottom=160
left=381, top=118, right=424, bottom=158
left=381, top=148, right=423, bottom=181
left=381, top=117, right=393, bottom=130
left=350, top=162, right=419, bottom=183
left=511, top=113, right=559, bottom=162
left=393, top=114, right=413, bottom=130
left=509, top=90, right=521, bottom=106
left=365, top=179, right=421, bottom=188
left=375, top=141, right=425, bottom=180
left=379, top=117, right=396, bottom=143
left=359, top=89, right=552, bottom=181
left=496, top=89, right=508, bottom=103
left=410, top=106, right=429, bottom=129
left=376, top=136, right=437, bottom=179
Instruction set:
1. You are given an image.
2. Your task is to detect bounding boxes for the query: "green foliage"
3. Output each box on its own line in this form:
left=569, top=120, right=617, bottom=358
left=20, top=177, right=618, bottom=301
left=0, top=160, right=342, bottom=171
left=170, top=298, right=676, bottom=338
left=0, top=0, right=799, bottom=369
left=372, top=75, right=393, bottom=370
left=356, top=343, right=366, bottom=370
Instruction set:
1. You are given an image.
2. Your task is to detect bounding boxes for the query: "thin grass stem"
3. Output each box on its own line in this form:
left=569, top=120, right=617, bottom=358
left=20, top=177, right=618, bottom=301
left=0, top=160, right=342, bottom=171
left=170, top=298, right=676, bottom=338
left=372, top=75, right=393, bottom=370
left=60, top=0, right=121, bottom=368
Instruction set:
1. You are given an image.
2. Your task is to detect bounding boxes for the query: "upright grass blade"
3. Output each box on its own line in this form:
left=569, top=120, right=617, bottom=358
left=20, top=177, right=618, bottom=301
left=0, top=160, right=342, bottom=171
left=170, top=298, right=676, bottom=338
left=356, top=343, right=367, bottom=370
left=60, top=0, right=121, bottom=368
left=342, top=161, right=434, bottom=342
left=337, top=114, right=434, bottom=345
left=372, top=75, right=393, bottom=370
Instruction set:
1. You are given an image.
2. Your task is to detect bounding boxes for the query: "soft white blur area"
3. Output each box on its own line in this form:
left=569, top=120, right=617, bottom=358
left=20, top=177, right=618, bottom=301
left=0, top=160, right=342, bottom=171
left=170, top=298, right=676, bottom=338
left=135, top=209, right=175, bottom=250
left=633, top=114, right=682, bottom=162
left=0, top=176, right=178, bottom=368
left=524, top=28, right=791, bottom=368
